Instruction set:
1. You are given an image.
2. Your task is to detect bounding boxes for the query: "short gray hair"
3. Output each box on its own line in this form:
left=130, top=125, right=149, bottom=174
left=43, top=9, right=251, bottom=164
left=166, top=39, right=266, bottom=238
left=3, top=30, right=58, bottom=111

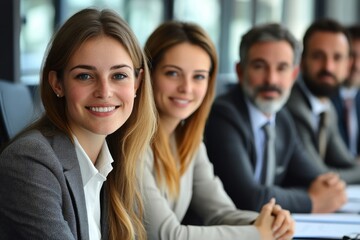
left=239, top=23, right=301, bottom=66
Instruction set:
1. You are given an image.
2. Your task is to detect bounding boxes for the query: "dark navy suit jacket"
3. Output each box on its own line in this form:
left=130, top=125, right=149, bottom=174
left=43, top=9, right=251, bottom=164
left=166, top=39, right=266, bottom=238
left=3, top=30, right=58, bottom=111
left=331, top=89, right=360, bottom=155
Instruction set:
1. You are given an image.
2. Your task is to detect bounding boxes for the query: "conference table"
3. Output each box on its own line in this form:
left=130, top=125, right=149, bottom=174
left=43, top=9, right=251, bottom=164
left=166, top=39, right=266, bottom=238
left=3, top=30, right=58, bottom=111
left=293, top=185, right=360, bottom=240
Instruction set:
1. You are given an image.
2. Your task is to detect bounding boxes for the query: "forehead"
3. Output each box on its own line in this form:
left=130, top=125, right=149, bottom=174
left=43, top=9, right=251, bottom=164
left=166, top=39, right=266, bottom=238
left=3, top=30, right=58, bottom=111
left=305, top=31, right=350, bottom=54
left=247, top=40, right=294, bottom=63
left=68, top=36, right=133, bottom=67
left=161, top=43, right=211, bottom=67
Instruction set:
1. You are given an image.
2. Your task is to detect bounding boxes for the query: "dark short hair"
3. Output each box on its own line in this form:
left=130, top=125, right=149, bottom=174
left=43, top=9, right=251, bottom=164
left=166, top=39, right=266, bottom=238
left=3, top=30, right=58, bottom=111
left=302, top=18, right=351, bottom=57
left=347, top=24, right=360, bottom=40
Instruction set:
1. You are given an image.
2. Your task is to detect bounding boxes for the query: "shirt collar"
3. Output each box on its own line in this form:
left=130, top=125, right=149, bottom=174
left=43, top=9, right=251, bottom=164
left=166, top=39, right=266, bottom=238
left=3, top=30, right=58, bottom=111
left=340, top=86, right=358, bottom=99
left=74, top=136, right=114, bottom=186
left=298, top=78, right=330, bottom=115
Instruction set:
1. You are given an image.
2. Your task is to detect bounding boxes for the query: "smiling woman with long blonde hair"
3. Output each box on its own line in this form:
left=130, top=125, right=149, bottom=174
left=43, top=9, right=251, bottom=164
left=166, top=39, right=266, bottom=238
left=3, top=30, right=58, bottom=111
left=0, top=8, right=156, bottom=240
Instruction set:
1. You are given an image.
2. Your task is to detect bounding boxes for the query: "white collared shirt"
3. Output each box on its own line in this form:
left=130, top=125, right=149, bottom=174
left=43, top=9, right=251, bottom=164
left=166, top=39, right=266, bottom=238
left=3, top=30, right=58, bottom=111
left=246, top=99, right=276, bottom=183
left=74, top=137, right=113, bottom=240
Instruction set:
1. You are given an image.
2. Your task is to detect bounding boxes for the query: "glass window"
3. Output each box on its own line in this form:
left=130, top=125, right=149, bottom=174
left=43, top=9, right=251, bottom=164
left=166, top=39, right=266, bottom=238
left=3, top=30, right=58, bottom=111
left=127, top=0, right=163, bottom=46
left=20, top=0, right=54, bottom=84
left=282, top=0, right=313, bottom=41
left=174, top=0, right=221, bottom=48
left=62, top=0, right=125, bottom=20
left=20, top=0, right=163, bottom=84
left=255, top=0, right=283, bottom=25
left=227, top=0, right=252, bottom=78
left=63, top=0, right=162, bottom=46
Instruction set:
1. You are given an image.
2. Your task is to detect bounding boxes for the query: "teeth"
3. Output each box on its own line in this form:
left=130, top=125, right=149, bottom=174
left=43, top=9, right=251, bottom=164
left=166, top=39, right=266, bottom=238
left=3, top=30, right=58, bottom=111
left=173, top=99, right=189, bottom=104
left=89, top=106, right=116, bottom=112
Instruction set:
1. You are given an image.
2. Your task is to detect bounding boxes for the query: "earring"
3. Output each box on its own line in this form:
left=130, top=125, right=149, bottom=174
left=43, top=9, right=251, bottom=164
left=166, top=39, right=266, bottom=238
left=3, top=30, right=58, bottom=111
left=134, top=94, right=137, bottom=98
left=56, top=93, right=61, bottom=98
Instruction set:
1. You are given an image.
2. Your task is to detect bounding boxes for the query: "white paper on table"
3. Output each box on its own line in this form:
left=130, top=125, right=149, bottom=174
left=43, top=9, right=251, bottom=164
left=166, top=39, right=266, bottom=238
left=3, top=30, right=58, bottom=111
left=293, top=213, right=360, bottom=239
left=294, top=221, right=360, bottom=239
left=339, top=185, right=360, bottom=213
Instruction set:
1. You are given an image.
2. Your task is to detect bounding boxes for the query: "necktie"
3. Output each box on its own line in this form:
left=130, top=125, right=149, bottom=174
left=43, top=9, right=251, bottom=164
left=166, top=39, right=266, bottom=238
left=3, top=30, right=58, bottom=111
left=261, top=123, right=276, bottom=186
left=317, top=112, right=328, bottom=159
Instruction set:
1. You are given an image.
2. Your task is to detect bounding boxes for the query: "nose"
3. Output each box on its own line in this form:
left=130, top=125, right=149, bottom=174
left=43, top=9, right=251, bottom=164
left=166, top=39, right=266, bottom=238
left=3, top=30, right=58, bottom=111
left=95, top=78, right=113, bottom=99
left=324, top=57, right=336, bottom=72
left=178, top=76, right=191, bottom=93
left=265, top=68, right=278, bottom=85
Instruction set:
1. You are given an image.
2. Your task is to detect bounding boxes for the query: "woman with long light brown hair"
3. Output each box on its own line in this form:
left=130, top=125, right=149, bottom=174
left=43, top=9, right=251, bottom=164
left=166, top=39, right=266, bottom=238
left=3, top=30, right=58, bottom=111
left=0, top=8, right=156, bottom=240
left=141, top=20, right=295, bottom=240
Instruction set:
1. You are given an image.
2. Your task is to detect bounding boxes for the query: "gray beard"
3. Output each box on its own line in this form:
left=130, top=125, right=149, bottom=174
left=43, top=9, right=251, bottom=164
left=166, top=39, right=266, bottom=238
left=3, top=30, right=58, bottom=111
left=242, top=82, right=290, bottom=115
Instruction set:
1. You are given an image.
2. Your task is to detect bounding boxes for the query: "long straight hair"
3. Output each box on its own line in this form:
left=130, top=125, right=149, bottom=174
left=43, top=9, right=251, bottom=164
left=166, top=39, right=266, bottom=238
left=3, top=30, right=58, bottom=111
left=144, top=21, right=218, bottom=198
left=39, top=8, right=156, bottom=240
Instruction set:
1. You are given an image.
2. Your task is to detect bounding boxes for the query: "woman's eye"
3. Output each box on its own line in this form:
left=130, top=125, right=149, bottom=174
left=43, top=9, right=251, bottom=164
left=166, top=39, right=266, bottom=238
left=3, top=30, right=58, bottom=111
left=75, top=73, right=92, bottom=80
left=113, top=73, right=127, bottom=80
left=165, top=71, right=178, bottom=77
left=194, top=74, right=206, bottom=80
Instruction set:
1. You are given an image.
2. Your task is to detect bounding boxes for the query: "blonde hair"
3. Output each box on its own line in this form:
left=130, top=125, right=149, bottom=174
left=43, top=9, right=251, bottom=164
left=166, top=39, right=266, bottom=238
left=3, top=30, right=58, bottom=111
left=39, top=8, right=156, bottom=240
left=144, top=21, right=218, bottom=198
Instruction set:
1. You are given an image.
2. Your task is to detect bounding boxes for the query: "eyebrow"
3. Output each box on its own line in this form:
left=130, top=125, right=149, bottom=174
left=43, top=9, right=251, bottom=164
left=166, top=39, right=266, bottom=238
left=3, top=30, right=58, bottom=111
left=250, top=58, right=291, bottom=66
left=162, top=64, right=210, bottom=73
left=69, top=64, right=133, bottom=71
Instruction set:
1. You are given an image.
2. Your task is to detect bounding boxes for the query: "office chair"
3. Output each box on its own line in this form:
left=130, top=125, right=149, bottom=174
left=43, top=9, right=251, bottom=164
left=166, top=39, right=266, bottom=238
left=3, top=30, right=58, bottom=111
left=0, top=79, right=38, bottom=146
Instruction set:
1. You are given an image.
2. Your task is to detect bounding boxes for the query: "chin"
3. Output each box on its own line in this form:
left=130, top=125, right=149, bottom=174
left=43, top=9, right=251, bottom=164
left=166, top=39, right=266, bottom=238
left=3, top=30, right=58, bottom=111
left=255, top=97, right=287, bottom=115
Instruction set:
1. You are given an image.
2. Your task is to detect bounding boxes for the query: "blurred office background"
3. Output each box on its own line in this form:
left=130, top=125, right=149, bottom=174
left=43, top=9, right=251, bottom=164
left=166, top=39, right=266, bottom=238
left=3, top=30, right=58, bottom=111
left=1, top=0, right=360, bottom=87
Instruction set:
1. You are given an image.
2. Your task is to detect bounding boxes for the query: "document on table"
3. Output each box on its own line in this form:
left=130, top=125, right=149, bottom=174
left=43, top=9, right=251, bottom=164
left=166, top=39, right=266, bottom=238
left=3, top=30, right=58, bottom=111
left=293, top=213, right=360, bottom=239
left=339, top=184, right=360, bottom=213
left=293, top=185, right=360, bottom=239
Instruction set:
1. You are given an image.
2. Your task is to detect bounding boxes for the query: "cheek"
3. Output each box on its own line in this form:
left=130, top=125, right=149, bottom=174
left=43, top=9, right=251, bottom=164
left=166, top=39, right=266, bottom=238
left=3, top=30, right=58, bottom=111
left=305, top=63, right=318, bottom=76
left=118, top=85, right=136, bottom=104
left=281, top=73, right=296, bottom=89
left=246, top=71, right=263, bottom=86
left=65, top=87, right=87, bottom=107
left=154, top=79, right=173, bottom=98
left=196, top=83, right=209, bottom=101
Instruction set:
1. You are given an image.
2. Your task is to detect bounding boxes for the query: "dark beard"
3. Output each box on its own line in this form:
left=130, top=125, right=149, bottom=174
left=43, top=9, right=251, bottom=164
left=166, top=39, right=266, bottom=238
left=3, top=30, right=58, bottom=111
left=302, top=71, right=339, bottom=98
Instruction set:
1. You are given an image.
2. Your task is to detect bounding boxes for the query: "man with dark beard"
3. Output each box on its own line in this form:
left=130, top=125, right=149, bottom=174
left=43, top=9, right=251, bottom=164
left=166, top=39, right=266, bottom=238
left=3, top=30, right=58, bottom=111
left=286, top=19, right=360, bottom=184
left=205, top=23, right=346, bottom=214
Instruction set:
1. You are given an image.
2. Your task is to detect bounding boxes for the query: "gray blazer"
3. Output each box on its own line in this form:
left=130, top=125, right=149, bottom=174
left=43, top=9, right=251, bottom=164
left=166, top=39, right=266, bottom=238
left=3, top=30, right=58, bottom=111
left=0, top=125, right=109, bottom=240
left=286, top=81, right=360, bottom=184
left=205, top=85, right=323, bottom=213
left=141, top=144, right=261, bottom=240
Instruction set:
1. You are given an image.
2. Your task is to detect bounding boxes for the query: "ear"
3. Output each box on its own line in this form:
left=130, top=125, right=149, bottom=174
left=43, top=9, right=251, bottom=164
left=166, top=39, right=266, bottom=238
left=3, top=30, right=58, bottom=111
left=292, top=65, right=300, bottom=82
left=235, top=62, right=244, bottom=84
left=48, top=71, right=64, bottom=97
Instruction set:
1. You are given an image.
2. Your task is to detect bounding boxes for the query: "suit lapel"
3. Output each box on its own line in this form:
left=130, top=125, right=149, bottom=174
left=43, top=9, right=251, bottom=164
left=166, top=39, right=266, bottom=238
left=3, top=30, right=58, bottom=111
left=230, top=86, right=258, bottom=167
left=52, top=133, right=89, bottom=240
left=332, top=91, right=348, bottom=145
left=355, top=91, right=360, bottom=154
left=289, top=83, right=318, bottom=143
